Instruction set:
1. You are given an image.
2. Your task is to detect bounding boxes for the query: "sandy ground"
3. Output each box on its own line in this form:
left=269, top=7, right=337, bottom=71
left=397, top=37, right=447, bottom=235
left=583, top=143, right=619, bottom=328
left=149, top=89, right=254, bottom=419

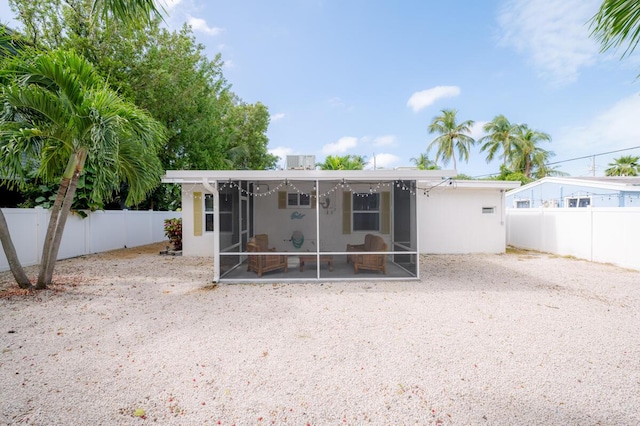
left=0, top=245, right=639, bottom=425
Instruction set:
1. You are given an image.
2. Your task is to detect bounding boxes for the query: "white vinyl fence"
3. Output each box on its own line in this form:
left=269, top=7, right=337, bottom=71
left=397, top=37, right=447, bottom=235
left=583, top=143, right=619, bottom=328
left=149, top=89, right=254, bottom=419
left=506, top=207, right=640, bottom=271
left=1, top=208, right=181, bottom=272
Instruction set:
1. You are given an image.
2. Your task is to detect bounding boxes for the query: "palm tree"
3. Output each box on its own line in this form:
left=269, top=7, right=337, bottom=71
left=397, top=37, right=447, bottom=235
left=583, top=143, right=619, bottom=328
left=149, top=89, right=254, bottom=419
left=605, top=155, right=640, bottom=176
left=479, top=115, right=522, bottom=166
left=0, top=49, right=165, bottom=289
left=590, top=0, right=640, bottom=58
left=94, top=0, right=163, bottom=26
left=317, top=155, right=367, bottom=170
left=427, top=109, right=475, bottom=170
left=410, top=153, right=439, bottom=170
left=510, top=125, right=552, bottom=178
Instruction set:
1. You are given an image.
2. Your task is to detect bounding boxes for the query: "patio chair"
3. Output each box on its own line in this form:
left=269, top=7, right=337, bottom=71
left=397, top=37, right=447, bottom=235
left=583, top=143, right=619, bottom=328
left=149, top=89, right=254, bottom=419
left=346, top=234, right=387, bottom=274
left=246, top=234, right=288, bottom=277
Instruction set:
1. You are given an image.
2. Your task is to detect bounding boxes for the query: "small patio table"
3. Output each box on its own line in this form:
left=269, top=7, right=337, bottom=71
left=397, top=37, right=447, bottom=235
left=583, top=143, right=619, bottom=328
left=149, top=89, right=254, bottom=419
left=298, top=254, right=334, bottom=272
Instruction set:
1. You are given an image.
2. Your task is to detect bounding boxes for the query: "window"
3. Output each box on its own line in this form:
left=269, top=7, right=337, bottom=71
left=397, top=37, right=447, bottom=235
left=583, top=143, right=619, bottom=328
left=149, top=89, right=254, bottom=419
left=353, top=193, right=380, bottom=231
left=566, top=196, right=591, bottom=208
left=287, top=192, right=311, bottom=208
left=515, top=200, right=530, bottom=208
left=204, top=193, right=233, bottom=232
left=204, top=194, right=214, bottom=232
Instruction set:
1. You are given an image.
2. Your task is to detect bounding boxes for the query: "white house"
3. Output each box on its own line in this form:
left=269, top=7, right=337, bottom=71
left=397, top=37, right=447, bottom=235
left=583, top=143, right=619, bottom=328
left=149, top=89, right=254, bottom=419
left=162, top=169, right=520, bottom=282
left=506, top=176, right=640, bottom=208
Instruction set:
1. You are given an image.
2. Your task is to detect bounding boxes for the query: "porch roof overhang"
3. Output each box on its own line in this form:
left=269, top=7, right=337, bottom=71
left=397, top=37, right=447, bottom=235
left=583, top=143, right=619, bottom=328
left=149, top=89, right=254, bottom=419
left=162, top=169, right=457, bottom=184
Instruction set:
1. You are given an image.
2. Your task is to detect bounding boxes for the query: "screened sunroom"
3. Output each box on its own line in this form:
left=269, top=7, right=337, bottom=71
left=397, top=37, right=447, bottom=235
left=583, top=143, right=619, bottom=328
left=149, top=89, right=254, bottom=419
left=163, top=169, right=455, bottom=282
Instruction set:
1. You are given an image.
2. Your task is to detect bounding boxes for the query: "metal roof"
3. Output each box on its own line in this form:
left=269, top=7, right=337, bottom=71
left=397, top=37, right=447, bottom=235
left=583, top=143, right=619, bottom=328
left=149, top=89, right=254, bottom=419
left=506, top=176, right=640, bottom=195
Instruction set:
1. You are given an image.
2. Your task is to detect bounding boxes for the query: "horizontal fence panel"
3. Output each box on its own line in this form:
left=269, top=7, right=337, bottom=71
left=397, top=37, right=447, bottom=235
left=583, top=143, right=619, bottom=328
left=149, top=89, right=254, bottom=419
left=0, top=208, right=182, bottom=272
left=89, top=211, right=126, bottom=253
left=592, top=209, right=640, bottom=269
left=507, top=207, right=640, bottom=271
left=0, top=208, right=41, bottom=269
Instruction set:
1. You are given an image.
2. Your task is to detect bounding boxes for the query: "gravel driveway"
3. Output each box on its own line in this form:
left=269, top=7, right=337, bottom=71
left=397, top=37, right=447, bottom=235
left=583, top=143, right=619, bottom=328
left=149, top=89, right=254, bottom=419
left=1, top=244, right=639, bottom=425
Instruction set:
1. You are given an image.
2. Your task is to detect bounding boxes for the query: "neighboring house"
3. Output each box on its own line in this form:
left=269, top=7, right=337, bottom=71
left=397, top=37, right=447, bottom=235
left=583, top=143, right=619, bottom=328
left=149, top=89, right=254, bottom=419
left=162, top=169, right=520, bottom=282
left=506, top=177, right=640, bottom=209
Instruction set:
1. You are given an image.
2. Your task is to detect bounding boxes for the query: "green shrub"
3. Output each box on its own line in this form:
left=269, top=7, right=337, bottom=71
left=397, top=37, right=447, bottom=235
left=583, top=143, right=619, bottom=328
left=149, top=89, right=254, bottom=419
left=164, top=218, right=182, bottom=251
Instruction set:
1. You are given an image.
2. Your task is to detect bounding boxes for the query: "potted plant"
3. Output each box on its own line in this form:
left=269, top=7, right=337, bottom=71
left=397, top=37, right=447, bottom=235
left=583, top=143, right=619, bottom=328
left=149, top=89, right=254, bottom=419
left=164, top=218, right=182, bottom=251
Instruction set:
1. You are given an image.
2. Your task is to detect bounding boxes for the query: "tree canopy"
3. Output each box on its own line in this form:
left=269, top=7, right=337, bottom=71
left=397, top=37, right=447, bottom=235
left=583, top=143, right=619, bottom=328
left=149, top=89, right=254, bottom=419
left=605, top=155, right=640, bottom=176
left=7, top=0, right=277, bottom=209
left=317, top=155, right=367, bottom=170
left=427, top=109, right=475, bottom=170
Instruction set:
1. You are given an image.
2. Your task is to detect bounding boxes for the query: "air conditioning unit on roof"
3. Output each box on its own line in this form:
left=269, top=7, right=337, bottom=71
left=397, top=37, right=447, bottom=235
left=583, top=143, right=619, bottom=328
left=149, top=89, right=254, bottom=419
left=286, top=155, right=316, bottom=170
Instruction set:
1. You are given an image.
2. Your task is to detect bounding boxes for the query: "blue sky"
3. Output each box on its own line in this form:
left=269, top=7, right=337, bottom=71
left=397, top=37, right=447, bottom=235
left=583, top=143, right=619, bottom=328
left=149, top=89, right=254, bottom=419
left=2, top=0, right=640, bottom=177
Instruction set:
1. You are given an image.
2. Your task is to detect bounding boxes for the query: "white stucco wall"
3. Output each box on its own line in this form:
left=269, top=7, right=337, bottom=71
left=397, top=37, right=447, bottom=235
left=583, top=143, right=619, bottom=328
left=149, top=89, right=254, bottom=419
left=181, top=183, right=216, bottom=257
left=418, top=187, right=507, bottom=253
left=180, top=181, right=510, bottom=257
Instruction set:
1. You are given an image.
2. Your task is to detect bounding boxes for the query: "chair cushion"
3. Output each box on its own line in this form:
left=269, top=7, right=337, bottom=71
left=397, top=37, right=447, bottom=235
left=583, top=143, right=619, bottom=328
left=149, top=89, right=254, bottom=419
left=254, top=234, right=269, bottom=251
left=365, top=234, right=385, bottom=251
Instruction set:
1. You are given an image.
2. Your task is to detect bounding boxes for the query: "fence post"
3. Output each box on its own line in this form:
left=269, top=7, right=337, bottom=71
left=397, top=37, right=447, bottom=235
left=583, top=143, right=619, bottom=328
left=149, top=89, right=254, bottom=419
left=589, top=206, right=594, bottom=262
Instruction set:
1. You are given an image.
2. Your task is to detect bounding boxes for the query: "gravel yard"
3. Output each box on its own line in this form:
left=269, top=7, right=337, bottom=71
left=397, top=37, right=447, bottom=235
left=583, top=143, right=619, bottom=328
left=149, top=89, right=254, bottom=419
left=1, top=245, right=639, bottom=425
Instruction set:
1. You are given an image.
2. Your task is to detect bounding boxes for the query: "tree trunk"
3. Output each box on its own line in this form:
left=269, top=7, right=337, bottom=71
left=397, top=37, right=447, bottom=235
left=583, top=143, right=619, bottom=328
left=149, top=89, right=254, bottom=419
left=41, top=168, right=82, bottom=287
left=0, top=208, right=32, bottom=289
left=37, top=176, right=70, bottom=287
left=36, top=149, right=87, bottom=289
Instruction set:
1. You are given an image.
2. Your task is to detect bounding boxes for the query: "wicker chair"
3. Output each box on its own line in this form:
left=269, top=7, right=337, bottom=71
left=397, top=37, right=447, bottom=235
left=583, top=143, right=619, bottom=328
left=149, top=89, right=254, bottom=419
left=246, top=234, right=287, bottom=277
left=346, top=234, right=387, bottom=274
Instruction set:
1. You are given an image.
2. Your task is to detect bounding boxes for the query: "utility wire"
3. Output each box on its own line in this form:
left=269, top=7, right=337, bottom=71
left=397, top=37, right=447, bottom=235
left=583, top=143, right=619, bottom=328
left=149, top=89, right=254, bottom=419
left=471, top=145, right=640, bottom=179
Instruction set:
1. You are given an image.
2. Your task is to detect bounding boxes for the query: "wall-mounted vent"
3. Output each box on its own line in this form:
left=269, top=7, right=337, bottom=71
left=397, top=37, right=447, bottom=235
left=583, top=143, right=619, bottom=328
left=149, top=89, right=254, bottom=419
left=482, top=207, right=495, bottom=214
left=286, top=155, right=316, bottom=170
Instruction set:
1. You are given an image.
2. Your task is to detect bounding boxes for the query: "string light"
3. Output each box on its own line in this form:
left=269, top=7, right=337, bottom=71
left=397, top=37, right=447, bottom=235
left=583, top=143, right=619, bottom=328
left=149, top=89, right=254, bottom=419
left=179, top=178, right=458, bottom=199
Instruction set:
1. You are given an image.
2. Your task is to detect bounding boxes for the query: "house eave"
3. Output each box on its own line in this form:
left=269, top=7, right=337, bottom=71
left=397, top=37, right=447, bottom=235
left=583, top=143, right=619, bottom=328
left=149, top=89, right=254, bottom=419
left=162, top=169, right=457, bottom=184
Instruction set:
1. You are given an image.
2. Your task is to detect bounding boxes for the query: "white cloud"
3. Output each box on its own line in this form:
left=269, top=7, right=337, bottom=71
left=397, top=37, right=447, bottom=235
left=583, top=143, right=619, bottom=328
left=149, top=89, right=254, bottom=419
left=271, top=113, right=285, bottom=122
left=327, top=97, right=355, bottom=112
left=157, top=0, right=182, bottom=11
left=496, top=0, right=601, bottom=84
left=322, top=136, right=359, bottom=155
left=552, top=94, right=640, bottom=163
left=368, top=153, right=401, bottom=169
left=188, top=16, right=223, bottom=36
left=269, top=146, right=293, bottom=160
left=470, top=121, right=488, bottom=142
left=373, top=135, right=397, bottom=147
left=407, top=86, right=461, bottom=113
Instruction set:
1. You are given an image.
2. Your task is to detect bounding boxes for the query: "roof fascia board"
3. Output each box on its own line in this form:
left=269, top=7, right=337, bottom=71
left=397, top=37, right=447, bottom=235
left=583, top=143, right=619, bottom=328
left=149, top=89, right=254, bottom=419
left=162, top=169, right=457, bottom=183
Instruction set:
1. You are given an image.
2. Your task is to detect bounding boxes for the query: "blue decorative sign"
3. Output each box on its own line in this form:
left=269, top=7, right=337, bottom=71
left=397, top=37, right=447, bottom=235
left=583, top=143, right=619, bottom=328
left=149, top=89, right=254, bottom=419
left=291, top=211, right=306, bottom=220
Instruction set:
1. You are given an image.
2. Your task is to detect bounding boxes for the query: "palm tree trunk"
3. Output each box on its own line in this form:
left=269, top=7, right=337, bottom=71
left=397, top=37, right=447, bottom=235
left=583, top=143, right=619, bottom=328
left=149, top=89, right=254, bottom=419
left=0, top=208, right=32, bottom=289
left=37, top=175, right=70, bottom=287
left=37, top=150, right=87, bottom=289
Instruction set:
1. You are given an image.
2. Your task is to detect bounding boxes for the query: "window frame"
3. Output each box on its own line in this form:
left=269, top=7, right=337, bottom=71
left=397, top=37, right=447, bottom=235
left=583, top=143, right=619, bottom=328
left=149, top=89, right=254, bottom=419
left=566, top=196, right=591, bottom=208
left=204, top=193, right=233, bottom=233
left=515, top=199, right=531, bottom=208
left=287, top=192, right=312, bottom=208
left=352, top=192, right=380, bottom=232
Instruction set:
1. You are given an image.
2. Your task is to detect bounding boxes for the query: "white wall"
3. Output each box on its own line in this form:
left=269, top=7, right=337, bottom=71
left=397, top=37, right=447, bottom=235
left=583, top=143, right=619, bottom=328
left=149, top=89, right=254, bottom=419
left=181, top=183, right=220, bottom=257
left=253, top=182, right=394, bottom=253
left=181, top=181, right=510, bottom=257
left=0, top=208, right=180, bottom=271
left=418, top=188, right=507, bottom=253
left=506, top=207, right=640, bottom=271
